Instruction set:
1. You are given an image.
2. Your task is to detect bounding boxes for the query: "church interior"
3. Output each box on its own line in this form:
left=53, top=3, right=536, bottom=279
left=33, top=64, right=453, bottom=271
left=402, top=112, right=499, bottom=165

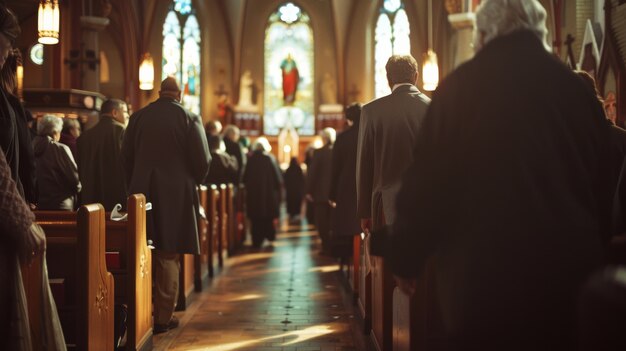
left=2, top=0, right=626, bottom=350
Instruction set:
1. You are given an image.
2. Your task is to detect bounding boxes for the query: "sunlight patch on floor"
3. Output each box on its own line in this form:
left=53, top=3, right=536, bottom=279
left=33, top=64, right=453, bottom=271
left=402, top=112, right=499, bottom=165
left=186, top=324, right=335, bottom=351
left=308, top=264, right=340, bottom=273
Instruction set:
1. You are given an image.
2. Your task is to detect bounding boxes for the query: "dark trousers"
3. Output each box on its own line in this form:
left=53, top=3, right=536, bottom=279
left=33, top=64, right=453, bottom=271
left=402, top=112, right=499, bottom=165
left=250, top=217, right=276, bottom=248
left=314, top=202, right=332, bottom=251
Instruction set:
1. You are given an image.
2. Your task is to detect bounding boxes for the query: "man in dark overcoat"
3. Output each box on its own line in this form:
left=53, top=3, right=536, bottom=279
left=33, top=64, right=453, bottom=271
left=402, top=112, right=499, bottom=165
left=329, top=103, right=362, bottom=258
left=77, top=99, right=128, bottom=210
left=387, top=0, right=611, bottom=349
left=243, top=138, right=283, bottom=248
left=121, top=77, right=210, bottom=333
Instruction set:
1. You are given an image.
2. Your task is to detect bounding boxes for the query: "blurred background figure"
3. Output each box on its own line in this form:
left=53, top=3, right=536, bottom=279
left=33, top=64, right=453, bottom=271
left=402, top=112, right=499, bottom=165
left=59, top=118, right=81, bottom=161
left=223, top=125, right=246, bottom=184
left=244, top=137, right=283, bottom=248
left=205, top=134, right=238, bottom=185
left=307, top=127, right=336, bottom=254
left=205, top=119, right=222, bottom=137
left=284, top=157, right=304, bottom=222
left=32, top=115, right=81, bottom=210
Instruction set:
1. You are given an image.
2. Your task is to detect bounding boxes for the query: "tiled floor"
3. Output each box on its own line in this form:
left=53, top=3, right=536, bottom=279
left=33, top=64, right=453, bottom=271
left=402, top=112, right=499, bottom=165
left=154, top=222, right=370, bottom=351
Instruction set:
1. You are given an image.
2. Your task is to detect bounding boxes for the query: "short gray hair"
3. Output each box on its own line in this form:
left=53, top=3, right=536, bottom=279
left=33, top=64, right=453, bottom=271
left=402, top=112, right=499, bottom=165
left=320, top=127, right=336, bottom=145
left=223, top=125, right=240, bottom=140
left=252, top=137, right=271, bottom=152
left=38, top=115, right=63, bottom=137
left=474, top=0, right=550, bottom=52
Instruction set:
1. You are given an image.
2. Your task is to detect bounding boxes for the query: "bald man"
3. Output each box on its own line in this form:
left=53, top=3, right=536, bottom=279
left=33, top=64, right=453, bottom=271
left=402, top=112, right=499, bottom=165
left=121, top=77, right=211, bottom=333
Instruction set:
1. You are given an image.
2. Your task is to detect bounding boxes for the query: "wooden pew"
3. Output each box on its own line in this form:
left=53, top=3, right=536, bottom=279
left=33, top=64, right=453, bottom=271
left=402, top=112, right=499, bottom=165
left=226, top=183, right=237, bottom=255
left=105, top=195, right=153, bottom=351
left=194, top=185, right=210, bottom=291
left=34, top=195, right=153, bottom=351
left=352, top=234, right=361, bottom=301
left=218, top=184, right=229, bottom=267
left=25, top=204, right=115, bottom=350
left=207, top=185, right=220, bottom=277
left=393, top=258, right=446, bottom=351
left=358, top=235, right=372, bottom=334
left=176, top=253, right=196, bottom=310
left=371, top=256, right=395, bottom=351
left=236, top=185, right=247, bottom=246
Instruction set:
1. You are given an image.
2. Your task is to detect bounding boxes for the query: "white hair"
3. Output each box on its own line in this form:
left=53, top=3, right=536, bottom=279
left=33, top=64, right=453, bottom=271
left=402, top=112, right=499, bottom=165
left=223, top=125, right=241, bottom=140
left=38, top=115, right=64, bottom=137
left=320, top=127, right=336, bottom=145
left=474, top=0, right=551, bottom=52
left=253, top=137, right=272, bottom=152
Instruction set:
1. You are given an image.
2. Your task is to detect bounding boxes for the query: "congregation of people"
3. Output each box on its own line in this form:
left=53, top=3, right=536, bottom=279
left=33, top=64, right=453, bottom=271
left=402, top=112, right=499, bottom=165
left=2, top=0, right=626, bottom=350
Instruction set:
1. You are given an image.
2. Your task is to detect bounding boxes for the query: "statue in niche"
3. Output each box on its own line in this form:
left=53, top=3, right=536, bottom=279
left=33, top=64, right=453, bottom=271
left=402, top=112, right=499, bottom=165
left=319, top=73, right=337, bottom=105
left=238, top=70, right=256, bottom=107
left=281, top=53, right=299, bottom=105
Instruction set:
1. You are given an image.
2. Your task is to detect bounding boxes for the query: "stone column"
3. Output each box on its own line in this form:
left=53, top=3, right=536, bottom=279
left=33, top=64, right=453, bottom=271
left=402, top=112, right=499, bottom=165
left=80, top=16, right=109, bottom=92
left=445, top=0, right=476, bottom=68
left=448, top=12, right=476, bottom=68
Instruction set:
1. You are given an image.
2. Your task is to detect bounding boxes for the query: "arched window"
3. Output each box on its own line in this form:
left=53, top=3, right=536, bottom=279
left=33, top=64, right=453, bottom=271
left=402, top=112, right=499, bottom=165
left=162, top=0, right=201, bottom=115
left=374, top=0, right=411, bottom=98
left=264, top=2, right=315, bottom=136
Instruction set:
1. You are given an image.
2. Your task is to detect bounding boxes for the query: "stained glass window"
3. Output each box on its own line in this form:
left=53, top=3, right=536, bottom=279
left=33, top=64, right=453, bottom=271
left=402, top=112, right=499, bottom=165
left=264, top=3, right=315, bottom=136
left=161, top=1, right=201, bottom=115
left=374, top=0, right=411, bottom=98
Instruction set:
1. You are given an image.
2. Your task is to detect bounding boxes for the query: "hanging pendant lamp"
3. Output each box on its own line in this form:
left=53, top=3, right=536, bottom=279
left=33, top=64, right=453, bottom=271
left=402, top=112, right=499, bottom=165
left=38, top=0, right=60, bottom=45
left=422, top=0, right=439, bottom=91
left=139, top=53, right=155, bottom=91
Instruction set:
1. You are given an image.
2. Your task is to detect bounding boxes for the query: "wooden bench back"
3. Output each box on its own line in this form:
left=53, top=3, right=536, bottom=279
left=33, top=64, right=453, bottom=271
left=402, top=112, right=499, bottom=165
left=208, top=185, right=220, bottom=277
left=195, top=186, right=210, bottom=291
left=105, top=194, right=152, bottom=351
left=29, top=204, right=115, bottom=351
left=35, top=195, right=152, bottom=351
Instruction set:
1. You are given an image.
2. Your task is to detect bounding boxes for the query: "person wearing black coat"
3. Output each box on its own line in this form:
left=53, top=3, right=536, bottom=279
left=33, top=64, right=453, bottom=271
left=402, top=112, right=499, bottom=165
left=387, top=2, right=611, bottom=349
left=223, top=125, right=246, bottom=184
left=283, top=157, right=304, bottom=220
left=76, top=99, right=128, bottom=211
left=121, top=78, right=210, bottom=332
left=328, top=103, right=362, bottom=258
left=244, top=137, right=283, bottom=248
left=206, top=134, right=238, bottom=185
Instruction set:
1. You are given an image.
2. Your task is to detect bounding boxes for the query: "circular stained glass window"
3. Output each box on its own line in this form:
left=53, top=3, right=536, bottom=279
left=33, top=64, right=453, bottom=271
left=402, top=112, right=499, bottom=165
left=29, top=43, right=44, bottom=65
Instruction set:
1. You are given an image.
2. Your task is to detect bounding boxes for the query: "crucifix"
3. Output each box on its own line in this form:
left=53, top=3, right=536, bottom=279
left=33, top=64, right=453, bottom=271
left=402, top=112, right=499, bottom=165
left=347, top=84, right=361, bottom=103
left=64, top=42, right=100, bottom=83
left=564, top=34, right=576, bottom=70
left=213, top=83, right=229, bottom=98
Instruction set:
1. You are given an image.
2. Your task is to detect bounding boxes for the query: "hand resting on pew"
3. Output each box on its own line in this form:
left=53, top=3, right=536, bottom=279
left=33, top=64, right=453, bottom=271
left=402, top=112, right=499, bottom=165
left=18, top=223, right=46, bottom=265
left=110, top=202, right=153, bottom=221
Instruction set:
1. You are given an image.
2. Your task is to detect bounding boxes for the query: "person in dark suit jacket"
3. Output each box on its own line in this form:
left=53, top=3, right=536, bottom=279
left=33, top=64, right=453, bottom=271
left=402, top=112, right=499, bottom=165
left=77, top=99, right=128, bottom=210
left=388, top=1, right=611, bottom=349
left=206, top=134, right=238, bottom=185
left=307, top=128, right=336, bottom=253
left=121, top=77, right=210, bottom=333
left=329, top=103, right=362, bottom=258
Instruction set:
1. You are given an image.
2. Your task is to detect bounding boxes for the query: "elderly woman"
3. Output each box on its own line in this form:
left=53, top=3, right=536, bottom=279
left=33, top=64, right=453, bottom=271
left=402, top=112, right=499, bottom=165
left=33, top=115, right=81, bottom=210
left=243, top=137, right=283, bottom=248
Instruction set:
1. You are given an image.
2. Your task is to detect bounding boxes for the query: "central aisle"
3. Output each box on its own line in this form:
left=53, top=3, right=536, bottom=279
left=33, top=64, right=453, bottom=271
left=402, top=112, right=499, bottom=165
left=154, top=222, right=368, bottom=351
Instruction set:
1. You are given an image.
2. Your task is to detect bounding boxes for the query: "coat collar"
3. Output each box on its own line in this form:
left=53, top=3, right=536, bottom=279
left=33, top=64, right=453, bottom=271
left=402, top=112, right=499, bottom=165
left=391, top=84, right=420, bottom=95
